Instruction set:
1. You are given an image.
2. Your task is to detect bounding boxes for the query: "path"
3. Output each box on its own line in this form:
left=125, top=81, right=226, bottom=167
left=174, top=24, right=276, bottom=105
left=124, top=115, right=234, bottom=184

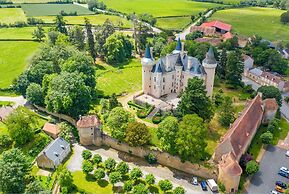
left=176, top=10, right=213, bottom=40
left=118, top=91, right=158, bottom=128
left=67, top=144, right=213, bottom=194
left=0, top=96, right=27, bottom=108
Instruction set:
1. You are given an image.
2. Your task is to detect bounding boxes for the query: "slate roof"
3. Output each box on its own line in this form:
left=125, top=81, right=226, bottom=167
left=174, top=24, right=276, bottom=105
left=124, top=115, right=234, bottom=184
left=77, top=115, right=100, bottom=128
left=144, top=46, right=152, bottom=59
left=175, top=38, right=182, bottom=51
left=42, top=137, right=70, bottom=163
left=201, top=20, right=232, bottom=32
left=249, top=68, right=263, bottom=76
left=202, top=47, right=217, bottom=65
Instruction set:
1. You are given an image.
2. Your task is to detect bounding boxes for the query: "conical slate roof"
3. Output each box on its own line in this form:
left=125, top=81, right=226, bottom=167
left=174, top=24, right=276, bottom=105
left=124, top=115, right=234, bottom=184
left=203, top=47, right=217, bottom=65
left=144, top=46, right=152, bottom=59
left=175, top=38, right=182, bottom=51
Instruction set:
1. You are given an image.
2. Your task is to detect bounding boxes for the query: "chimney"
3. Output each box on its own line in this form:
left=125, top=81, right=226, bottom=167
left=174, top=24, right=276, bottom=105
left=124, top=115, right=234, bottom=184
left=187, top=56, right=193, bottom=71
left=150, top=47, right=154, bottom=59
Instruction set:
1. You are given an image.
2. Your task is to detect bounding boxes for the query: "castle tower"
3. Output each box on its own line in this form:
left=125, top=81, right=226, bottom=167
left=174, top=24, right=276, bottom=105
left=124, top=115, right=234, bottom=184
left=173, top=37, right=182, bottom=54
left=202, top=47, right=217, bottom=98
left=141, top=46, right=154, bottom=95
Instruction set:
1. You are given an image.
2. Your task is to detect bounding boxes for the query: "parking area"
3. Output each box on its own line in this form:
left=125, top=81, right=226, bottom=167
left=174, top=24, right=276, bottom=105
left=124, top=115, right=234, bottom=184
left=246, top=145, right=289, bottom=194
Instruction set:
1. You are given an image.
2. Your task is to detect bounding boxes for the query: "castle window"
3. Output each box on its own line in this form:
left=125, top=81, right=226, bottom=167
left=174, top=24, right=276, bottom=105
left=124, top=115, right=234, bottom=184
left=172, top=83, right=173, bottom=87
left=154, top=77, right=156, bottom=82
left=163, top=85, right=165, bottom=90
left=163, top=78, right=165, bottom=82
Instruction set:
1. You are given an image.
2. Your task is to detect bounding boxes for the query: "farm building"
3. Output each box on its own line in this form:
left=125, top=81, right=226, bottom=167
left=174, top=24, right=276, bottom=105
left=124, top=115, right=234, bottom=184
left=77, top=115, right=101, bottom=145
left=36, top=137, right=71, bottom=169
left=42, top=122, right=60, bottom=139
left=201, top=20, right=231, bottom=34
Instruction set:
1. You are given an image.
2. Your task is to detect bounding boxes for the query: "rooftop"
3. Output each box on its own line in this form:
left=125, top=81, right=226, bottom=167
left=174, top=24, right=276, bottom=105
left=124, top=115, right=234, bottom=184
left=41, top=137, right=70, bottom=162
left=201, top=20, right=232, bottom=32
left=43, top=122, right=60, bottom=137
left=77, top=115, right=100, bottom=128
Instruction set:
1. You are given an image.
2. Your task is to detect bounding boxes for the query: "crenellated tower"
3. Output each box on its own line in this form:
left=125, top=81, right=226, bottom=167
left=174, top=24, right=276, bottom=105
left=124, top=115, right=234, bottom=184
left=141, top=46, right=154, bottom=95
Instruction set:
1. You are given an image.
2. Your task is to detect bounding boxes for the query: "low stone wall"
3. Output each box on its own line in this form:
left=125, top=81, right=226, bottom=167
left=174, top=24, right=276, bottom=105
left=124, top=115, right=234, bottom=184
left=97, top=133, right=218, bottom=180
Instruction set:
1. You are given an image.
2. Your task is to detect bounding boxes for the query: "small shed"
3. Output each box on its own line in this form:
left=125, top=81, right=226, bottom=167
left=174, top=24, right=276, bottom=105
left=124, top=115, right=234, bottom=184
left=36, top=137, right=71, bottom=169
left=42, top=122, right=60, bottom=139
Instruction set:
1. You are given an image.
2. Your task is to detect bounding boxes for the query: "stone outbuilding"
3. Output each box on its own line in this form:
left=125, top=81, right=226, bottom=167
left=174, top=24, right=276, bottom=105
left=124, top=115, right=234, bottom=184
left=36, top=137, right=71, bottom=169
left=77, top=115, right=101, bottom=146
left=42, top=122, right=60, bottom=139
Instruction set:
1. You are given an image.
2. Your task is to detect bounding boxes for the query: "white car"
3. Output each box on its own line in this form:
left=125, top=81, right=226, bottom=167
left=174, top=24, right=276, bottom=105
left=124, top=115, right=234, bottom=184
left=271, top=190, right=279, bottom=194
left=192, top=177, right=198, bottom=185
left=280, top=167, right=289, bottom=174
left=286, top=150, right=289, bottom=157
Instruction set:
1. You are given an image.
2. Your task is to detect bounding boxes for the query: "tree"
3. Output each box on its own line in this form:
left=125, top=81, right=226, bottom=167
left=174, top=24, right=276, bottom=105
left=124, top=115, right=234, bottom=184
left=92, top=154, right=102, bottom=165
left=68, top=25, right=85, bottom=50
left=145, top=174, right=155, bottom=185
left=32, top=24, right=45, bottom=41
left=260, top=131, right=273, bottom=144
left=158, top=179, right=173, bottom=192
left=116, top=161, right=129, bottom=176
left=87, top=0, right=106, bottom=11
left=55, top=165, right=73, bottom=191
left=129, top=167, right=143, bottom=181
left=146, top=35, right=167, bottom=57
left=138, top=13, right=157, bottom=26
left=54, top=15, right=67, bottom=34
left=109, top=171, right=122, bottom=187
left=185, top=31, right=203, bottom=40
left=0, top=134, right=12, bottom=148
left=0, top=149, right=31, bottom=193
left=84, top=17, right=96, bottom=59
left=45, top=72, right=92, bottom=118
left=109, top=93, right=120, bottom=110
left=160, top=42, right=177, bottom=56
left=24, top=180, right=49, bottom=194
left=245, top=160, right=259, bottom=175
left=257, top=86, right=282, bottom=106
left=104, top=158, right=117, bottom=172
left=27, top=60, right=55, bottom=85
left=285, top=188, right=289, bottom=194
left=281, top=10, right=289, bottom=24
left=125, top=122, right=151, bottom=146
left=48, top=31, right=60, bottom=45
left=13, top=72, right=30, bottom=96
left=103, top=32, right=133, bottom=64
left=132, top=183, right=149, bottom=194
left=157, top=116, right=179, bottom=154
left=225, top=50, right=243, bottom=87
left=123, top=180, right=133, bottom=192
left=176, top=77, right=214, bottom=121
left=82, top=150, right=92, bottom=160
left=95, top=19, right=115, bottom=57
left=217, top=48, right=227, bottom=79
left=268, top=118, right=280, bottom=132
left=94, top=168, right=105, bottom=181
left=176, top=114, right=208, bottom=162
left=26, top=83, right=44, bottom=106
left=82, top=160, right=94, bottom=174
left=218, top=96, right=235, bottom=127
left=173, top=186, right=185, bottom=194
left=107, top=107, right=134, bottom=141
left=5, top=107, right=36, bottom=145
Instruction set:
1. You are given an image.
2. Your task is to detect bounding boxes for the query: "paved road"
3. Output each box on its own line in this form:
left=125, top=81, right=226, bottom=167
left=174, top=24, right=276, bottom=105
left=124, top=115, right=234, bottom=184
left=246, top=145, right=289, bottom=194
left=0, top=96, right=27, bottom=108
left=67, top=144, right=214, bottom=194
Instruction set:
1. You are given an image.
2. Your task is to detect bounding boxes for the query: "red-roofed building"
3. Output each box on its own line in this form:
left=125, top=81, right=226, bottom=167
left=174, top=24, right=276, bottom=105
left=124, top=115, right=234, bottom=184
left=43, top=122, right=60, bottom=139
left=222, top=32, right=233, bottom=41
left=201, top=20, right=232, bottom=33
left=77, top=115, right=101, bottom=145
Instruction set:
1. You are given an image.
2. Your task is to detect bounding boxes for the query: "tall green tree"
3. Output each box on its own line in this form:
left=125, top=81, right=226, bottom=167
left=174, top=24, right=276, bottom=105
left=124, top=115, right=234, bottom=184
left=157, top=116, right=179, bottom=154
left=68, top=25, right=85, bottom=50
left=218, top=96, right=235, bottom=127
left=54, top=15, right=67, bottom=35
left=26, top=83, right=44, bottom=106
left=217, top=48, right=227, bottom=79
left=84, top=17, right=96, bottom=60
left=176, top=114, right=208, bottom=162
left=225, top=50, right=243, bottom=87
left=55, top=165, right=73, bottom=192
left=176, top=77, right=214, bottom=121
left=24, top=180, right=49, bottom=194
left=95, top=19, right=115, bottom=57
left=257, top=85, right=282, bottom=106
left=125, top=122, right=151, bottom=146
left=0, top=149, right=31, bottom=193
left=32, top=24, right=45, bottom=41
left=109, top=171, right=122, bottom=188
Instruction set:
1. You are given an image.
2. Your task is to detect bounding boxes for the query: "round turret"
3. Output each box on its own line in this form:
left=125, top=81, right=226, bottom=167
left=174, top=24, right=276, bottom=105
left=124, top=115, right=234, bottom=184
left=202, top=47, right=217, bottom=98
left=141, top=46, right=154, bottom=66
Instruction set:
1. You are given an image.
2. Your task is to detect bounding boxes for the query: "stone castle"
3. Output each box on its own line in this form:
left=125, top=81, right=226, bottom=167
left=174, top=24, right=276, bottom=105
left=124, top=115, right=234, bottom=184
left=141, top=38, right=217, bottom=99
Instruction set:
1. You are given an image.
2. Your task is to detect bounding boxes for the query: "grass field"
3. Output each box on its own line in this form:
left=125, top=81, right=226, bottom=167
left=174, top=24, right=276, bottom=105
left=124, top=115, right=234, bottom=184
left=0, top=27, right=49, bottom=40
left=102, top=0, right=222, bottom=17
left=210, top=7, right=289, bottom=41
left=0, top=41, right=40, bottom=88
left=21, top=3, right=93, bottom=17
left=156, top=16, right=191, bottom=30
left=36, top=14, right=132, bottom=28
left=0, top=8, right=26, bottom=24
left=12, top=0, right=57, bottom=3
left=96, top=59, right=142, bottom=96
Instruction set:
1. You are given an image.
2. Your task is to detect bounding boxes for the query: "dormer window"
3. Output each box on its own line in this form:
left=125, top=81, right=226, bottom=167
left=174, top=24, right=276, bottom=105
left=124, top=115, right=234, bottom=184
left=54, top=152, right=59, bottom=157
left=60, top=145, right=65, bottom=150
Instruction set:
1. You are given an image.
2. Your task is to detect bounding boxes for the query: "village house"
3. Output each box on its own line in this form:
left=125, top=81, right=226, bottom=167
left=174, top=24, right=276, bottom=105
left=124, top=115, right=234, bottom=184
left=36, top=137, right=71, bottom=169
left=214, top=94, right=278, bottom=193
left=42, top=122, right=60, bottom=139
left=77, top=115, right=101, bottom=146
left=245, top=67, right=289, bottom=92
left=242, top=54, right=254, bottom=73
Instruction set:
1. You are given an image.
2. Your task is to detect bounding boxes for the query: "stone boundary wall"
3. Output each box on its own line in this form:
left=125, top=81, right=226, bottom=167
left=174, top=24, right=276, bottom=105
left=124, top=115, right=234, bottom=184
left=97, top=133, right=218, bottom=180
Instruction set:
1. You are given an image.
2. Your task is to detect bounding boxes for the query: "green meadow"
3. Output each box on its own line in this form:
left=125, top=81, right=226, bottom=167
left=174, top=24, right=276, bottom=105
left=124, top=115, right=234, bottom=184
left=0, top=27, right=49, bottom=40
left=0, top=41, right=40, bottom=88
left=156, top=16, right=191, bottom=30
left=210, top=7, right=289, bottom=41
left=36, top=14, right=132, bottom=28
left=0, top=8, right=26, bottom=24
left=101, top=0, right=222, bottom=17
left=21, top=3, right=93, bottom=17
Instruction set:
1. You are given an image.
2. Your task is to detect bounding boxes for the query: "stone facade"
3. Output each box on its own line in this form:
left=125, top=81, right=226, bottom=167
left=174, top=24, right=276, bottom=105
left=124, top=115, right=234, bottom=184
left=141, top=39, right=217, bottom=99
left=77, top=115, right=101, bottom=146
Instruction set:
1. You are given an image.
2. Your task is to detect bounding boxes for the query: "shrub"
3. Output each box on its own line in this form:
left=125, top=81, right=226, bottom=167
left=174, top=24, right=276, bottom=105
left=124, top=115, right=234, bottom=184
left=129, top=167, right=143, bottom=181
left=0, top=134, right=12, bottom=147
left=136, top=109, right=147, bottom=118
left=94, top=168, right=105, bottom=181
left=145, top=153, right=157, bottom=164
left=123, top=180, right=133, bottom=192
left=116, top=161, right=129, bottom=176
left=82, top=160, right=94, bottom=174
left=145, top=174, right=155, bottom=185
left=104, top=158, right=117, bottom=172
left=173, top=186, right=185, bottom=194
left=82, top=150, right=92, bottom=160
left=152, top=115, right=162, bottom=124
left=245, top=160, right=259, bottom=175
left=92, top=154, right=102, bottom=165
left=158, top=179, right=173, bottom=192
left=260, top=131, right=273, bottom=144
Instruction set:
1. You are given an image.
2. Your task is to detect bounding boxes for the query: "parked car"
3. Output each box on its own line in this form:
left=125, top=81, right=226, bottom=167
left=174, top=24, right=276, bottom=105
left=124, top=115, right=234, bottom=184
left=275, top=185, right=284, bottom=193
left=206, top=179, right=218, bottom=192
left=276, top=180, right=287, bottom=189
left=286, top=150, right=289, bottom=157
left=280, top=167, right=289, bottom=174
left=271, top=190, right=279, bottom=194
left=192, top=177, right=198, bottom=185
left=278, top=170, right=289, bottom=179
left=200, top=181, right=208, bottom=191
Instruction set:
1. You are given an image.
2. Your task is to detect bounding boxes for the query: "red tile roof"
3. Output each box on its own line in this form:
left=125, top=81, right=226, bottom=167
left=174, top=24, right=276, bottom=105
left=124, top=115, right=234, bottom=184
left=195, top=37, right=222, bottom=46
left=222, top=32, right=233, bottom=41
left=263, top=98, right=278, bottom=111
left=219, top=152, right=242, bottom=176
left=261, top=71, right=283, bottom=84
left=43, top=122, right=60, bottom=136
left=190, top=26, right=216, bottom=36
left=77, top=115, right=100, bottom=128
left=201, top=20, right=232, bottom=32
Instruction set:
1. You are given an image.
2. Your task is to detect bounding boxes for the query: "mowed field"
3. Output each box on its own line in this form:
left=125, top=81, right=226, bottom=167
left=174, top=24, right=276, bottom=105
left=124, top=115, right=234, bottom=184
left=156, top=16, right=191, bottom=30
left=21, top=3, right=93, bottom=17
left=210, top=7, right=289, bottom=41
left=96, top=59, right=142, bottom=96
left=0, top=41, right=39, bottom=88
left=36, top=14, right=132, bottom=28
left=0, top=27, right=49, bottom=40
left=102, top=0, right=222, bottom=17
left=0, top=8, right=26, bottom=24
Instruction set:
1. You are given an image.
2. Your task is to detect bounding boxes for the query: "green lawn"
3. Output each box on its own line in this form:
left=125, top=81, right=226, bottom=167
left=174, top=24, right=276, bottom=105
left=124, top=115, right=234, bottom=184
left=102, top=0, right=223, bottom=17
left=12, top=0, right=57, bottom=3
left=156, top=16, right=191, bottom=30
left=0, top=122, right=8, bottom=136
left=96, top=59, right=142, bottom=96
left=0, top=8, right=26, bottom=24
left=0, top=27, right=49, bottom=40
left=36, top=14, right=132, bottom=28
left=210, top=7, right=289, bottom=41
left=0, top=101, right=14, bottom=107
left=21, top=3, right=93, bottom=17
left=72, top=171, right=113, bottom=194
left=0, top=41, right=40, bottom=88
